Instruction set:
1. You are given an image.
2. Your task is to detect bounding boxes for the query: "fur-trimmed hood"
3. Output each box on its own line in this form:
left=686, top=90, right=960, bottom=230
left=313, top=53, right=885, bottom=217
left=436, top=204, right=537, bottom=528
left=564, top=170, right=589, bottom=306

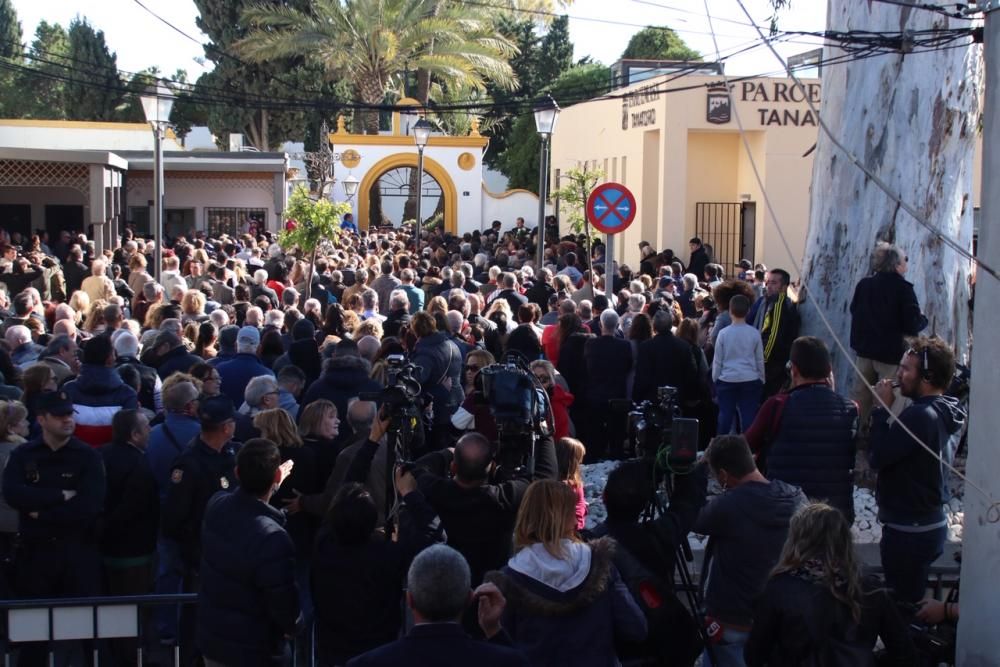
left=485, top=538, right=615, bottom=617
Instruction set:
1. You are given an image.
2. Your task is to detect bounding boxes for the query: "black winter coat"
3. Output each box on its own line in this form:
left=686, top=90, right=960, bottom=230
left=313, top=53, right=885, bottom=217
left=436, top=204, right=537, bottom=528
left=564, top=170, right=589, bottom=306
left=99, top=440, right=159, bottom=559
left=633, top=333, right=699, bottom=404
left=412, top=435, right=558, bottom=586
left=300, top=356, right=382, bottom=422
left=411, top=332, right=463, bottom=425
left=156, top=345, right=203, bottom=381
left=583, top=335, right=632, bottom=405
left=744, top=574, right=915, bottom=666
left=766, top=384, right=859, bottom=521
left=850, top=271, right=927, bottom=366
left=198, top=490, right=301, bottom=667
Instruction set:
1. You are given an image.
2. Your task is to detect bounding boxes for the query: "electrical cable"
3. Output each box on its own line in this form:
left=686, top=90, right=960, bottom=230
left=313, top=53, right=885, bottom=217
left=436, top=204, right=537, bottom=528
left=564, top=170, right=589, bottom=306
left=733, top=1, right=998, bottom=283
left=701, top=0, right=1000, bottom=522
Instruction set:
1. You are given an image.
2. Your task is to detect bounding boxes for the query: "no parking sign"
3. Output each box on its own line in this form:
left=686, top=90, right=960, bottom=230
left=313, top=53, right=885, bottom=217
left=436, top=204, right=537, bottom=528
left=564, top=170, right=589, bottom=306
left=586, top=182, right=637, bottom=235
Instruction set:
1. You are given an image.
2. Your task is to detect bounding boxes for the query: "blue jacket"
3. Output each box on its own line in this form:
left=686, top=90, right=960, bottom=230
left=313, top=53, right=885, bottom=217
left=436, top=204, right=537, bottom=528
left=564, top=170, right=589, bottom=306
left=147, top=413, right=202, bottom=502
left=198, top=490, right=300, bottom=667
left=765, top=383, right=858, bottom=521
left=63, top=364, right=138, bottom=447
left=217, top=353, right=275, bottom=407
left=156, top=345, right=204, bottom=381
left=869, top=394, right=966, bottom=526
left=347, top=624, right=527, bottom=667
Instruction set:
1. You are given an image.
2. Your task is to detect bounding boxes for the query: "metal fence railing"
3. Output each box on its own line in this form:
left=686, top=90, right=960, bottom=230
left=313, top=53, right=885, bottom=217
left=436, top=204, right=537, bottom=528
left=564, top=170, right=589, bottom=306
left=0, top=593, right=315, bottom=667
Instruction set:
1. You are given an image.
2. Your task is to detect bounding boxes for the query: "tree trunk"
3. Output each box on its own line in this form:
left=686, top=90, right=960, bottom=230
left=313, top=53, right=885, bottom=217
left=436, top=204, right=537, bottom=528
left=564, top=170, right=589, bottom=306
left=800, top=0, right=981, bottom=396
left=358, top=76, right=385, bottom=135
left=260, top=107, right=269, bottom=151
left=306, top=243, right=316, bottom=303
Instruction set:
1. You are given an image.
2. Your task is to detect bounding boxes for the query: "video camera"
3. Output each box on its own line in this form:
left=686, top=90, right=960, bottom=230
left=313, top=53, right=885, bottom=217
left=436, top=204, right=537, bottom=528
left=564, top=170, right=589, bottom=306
left=627, top=386, right=699, bottom=474
left=359, top=354, right=424, bottom=462
left=479, top=354, right=551, bottom=474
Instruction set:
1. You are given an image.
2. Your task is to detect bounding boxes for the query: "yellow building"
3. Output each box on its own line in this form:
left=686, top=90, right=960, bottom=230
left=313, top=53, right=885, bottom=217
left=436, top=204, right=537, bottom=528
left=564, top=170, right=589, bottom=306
left=550, top=73, right=823, bottom=274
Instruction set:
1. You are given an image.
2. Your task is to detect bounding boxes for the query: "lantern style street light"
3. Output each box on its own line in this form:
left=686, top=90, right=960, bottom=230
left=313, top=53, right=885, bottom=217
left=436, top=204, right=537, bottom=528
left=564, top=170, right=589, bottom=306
left=140, top=81, right=176, bottom=281
left=534, top=95, right=560, bottom=269
left=343, top=174, right=360, bottom=201
left=412, top=118, right=433, bottom=226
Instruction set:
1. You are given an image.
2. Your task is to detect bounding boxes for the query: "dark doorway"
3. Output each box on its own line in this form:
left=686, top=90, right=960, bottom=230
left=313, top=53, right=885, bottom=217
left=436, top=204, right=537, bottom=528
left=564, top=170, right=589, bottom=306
left=0, top=204, right=31, bottom=239
left=695, top=202, right=743, bottom=271
left=45, top=205, right=84, bottom=240
left=740, top=202, right=756, bottom=265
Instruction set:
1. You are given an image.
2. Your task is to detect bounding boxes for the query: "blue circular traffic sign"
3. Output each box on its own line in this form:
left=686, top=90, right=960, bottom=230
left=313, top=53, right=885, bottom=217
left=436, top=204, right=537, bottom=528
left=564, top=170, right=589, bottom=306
left=586, top=182, right=637, bottom=234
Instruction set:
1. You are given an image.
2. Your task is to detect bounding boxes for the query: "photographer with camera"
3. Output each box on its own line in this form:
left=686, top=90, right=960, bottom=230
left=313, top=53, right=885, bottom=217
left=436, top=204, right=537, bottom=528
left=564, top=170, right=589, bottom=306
left=587, top=459, right=708, bottom=666
left=410, top=429, right=557, bottom=587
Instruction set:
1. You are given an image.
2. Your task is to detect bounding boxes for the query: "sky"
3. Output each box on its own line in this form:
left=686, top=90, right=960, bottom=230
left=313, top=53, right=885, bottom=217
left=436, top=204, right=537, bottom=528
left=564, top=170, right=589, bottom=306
left=9, top=0, right=828, bottom=80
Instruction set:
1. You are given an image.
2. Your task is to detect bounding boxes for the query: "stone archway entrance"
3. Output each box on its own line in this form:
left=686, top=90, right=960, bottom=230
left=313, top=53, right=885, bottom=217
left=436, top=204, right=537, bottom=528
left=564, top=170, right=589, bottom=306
left=358, top=153, right=458, bottom=234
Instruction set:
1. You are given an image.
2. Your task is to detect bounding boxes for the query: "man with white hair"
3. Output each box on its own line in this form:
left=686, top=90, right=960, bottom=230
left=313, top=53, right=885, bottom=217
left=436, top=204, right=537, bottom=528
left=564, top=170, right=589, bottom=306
left=113, top=329, right=162, bottom=412
left=216, top=326, right=274, bottom=407
left=264, top=309, right=285, bottom=330
left=399, top=268, right=424, bottom=314
left=360, top=288, right=385, bottom=324
left=356, top=335, right=380, bottom=364
left=384, top=290, right=412, bottom=338
left=169, top=283, right=187, bottom=306
left=209, top=309, right=230, bottom=329
left=240, top=375, right=280, bottom=416
left=161, top=255, right=186, bottom=296
left=445, top=310, right=472, bottom=360
left=54, top=302, right=76, bottom=324
left=251, top=269, right=278, bottom=309
left=6, top=325, right=42, bottom=368
left=81, top=258, right=114, bottom=303
left=245, top=306, right=264, bottom=328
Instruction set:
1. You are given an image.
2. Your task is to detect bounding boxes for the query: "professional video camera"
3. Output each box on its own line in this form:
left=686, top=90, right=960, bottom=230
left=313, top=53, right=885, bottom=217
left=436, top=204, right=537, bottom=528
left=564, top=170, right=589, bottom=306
left=627, top=386, right=699, bottom=474
left=359, top=354, right=424, bottom=462
left=479, top=353, right=552, bottom=475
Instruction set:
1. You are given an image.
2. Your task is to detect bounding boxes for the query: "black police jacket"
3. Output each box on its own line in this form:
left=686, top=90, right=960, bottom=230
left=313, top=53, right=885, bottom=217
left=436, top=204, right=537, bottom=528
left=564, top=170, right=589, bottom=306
left=2, top=436, right=105, bottom=542
left=160, top=438, right=238, bottom=567
left=100, top=440, right=159, bottom=559
left=198, top=490, right=301, bottom=667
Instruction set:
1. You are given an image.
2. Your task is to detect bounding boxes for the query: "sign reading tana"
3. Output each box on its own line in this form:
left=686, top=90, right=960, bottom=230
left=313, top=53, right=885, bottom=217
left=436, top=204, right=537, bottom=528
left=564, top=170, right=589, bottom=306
left=705, top=80, right=822, bottom=127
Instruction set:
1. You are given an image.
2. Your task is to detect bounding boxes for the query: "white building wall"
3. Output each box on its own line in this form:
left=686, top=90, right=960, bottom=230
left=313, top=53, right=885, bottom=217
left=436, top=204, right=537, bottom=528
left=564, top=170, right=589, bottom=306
left=0, top=121, right=185, bottom=152
left=127, top=176, right=279, bottom=233
left=481, top=188, right=552, bottom=231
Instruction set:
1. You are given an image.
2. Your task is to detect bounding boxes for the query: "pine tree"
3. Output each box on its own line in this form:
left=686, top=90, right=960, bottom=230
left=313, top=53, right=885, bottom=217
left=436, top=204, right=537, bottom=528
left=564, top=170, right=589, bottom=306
left=0, top=0, right=23, bottom=116
left=17, top=21, right=72, bottom=120
left=64, top=18, right=123, bottom=121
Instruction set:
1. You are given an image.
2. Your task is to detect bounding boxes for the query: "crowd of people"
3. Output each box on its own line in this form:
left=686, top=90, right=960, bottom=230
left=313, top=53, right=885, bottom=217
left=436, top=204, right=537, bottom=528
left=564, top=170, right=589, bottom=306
left=0, top=218, right=963, bottom=666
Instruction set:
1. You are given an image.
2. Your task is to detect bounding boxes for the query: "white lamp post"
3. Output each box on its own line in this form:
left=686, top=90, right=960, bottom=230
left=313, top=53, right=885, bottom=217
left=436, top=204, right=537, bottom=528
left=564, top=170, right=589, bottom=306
left=412, top=118, right=432, bottom=227
left=140, top=81, right=175, bottom=282
left=534, top=95, right=560, bottom=268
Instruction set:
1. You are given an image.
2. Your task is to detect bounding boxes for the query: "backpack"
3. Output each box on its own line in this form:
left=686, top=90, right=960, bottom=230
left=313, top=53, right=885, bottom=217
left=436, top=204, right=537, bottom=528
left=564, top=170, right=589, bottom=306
left=611, top=524, right=703, bottom=667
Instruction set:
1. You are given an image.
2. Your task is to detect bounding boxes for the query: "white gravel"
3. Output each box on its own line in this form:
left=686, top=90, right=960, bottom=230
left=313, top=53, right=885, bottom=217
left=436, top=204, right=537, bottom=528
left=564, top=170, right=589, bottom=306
left=582, top=462, right=964, bottom=546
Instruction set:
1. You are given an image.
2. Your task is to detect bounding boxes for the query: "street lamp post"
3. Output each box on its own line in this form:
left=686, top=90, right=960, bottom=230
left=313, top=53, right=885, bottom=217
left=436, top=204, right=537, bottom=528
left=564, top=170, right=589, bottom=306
left=534, top=95, right=560, bottom=269
left=412, top=118, right=432, bottom=228
left=140, top=81, right=175, bottom=282
left=343, top=174, right=360, bottom=201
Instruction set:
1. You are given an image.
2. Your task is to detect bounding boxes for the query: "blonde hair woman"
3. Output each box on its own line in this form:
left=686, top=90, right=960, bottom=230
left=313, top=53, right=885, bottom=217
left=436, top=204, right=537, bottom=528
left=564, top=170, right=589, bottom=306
left=485, top=479, right=647, bottom=665
left=0, top=400, right=28, bottom=547
left=253, top=408, right=322, bottom=554
left=68, top=291, right=90, bottom=323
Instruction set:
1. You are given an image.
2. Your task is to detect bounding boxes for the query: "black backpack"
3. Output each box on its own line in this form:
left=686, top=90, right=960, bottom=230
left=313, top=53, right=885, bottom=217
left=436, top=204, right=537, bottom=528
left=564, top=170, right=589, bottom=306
left=611, top=525, right=703, bottom=667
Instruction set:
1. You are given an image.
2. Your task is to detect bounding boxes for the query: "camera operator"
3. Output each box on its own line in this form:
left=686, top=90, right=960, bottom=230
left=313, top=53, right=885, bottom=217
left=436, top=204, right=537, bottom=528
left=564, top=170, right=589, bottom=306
left=409, top=312, right=464, bottom=454
left=586, top=459, right=708, bottom=664
left=410, top=430, right=557, bottom=587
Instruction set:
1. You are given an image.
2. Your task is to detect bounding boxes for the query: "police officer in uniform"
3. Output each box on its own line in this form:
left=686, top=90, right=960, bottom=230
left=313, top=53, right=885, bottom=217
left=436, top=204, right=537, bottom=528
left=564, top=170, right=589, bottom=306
left=160, top=395, right=238, bottom=664
left=2, top=390, right=106, bottom=666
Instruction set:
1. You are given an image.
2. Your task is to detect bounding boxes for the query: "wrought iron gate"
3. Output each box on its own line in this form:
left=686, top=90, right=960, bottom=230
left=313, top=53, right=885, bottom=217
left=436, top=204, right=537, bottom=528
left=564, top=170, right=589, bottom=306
left=694, top=202, right=754, bottom=274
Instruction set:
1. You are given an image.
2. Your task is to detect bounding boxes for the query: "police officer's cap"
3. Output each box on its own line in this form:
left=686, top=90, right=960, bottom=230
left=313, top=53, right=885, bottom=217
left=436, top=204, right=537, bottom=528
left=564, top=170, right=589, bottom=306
left=36, top=390, right=74, bottom=417
left=198, top=396, right=235, bottom=427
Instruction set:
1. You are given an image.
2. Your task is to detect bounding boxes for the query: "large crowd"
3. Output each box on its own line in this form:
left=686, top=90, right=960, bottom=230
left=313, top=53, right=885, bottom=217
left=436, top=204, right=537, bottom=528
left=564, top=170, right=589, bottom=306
left=0, top=218, right=963, bottom=666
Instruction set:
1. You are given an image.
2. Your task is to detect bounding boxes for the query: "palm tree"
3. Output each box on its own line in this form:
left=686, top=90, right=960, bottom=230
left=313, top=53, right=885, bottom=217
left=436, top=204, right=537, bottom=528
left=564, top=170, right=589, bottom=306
left=237, top=0, right=518, bottom=134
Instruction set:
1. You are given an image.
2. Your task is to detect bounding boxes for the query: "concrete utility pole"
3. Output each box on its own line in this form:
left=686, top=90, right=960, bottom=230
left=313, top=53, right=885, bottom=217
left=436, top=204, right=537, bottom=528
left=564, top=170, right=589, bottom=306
left=957, top=3, right=1000, bottom=663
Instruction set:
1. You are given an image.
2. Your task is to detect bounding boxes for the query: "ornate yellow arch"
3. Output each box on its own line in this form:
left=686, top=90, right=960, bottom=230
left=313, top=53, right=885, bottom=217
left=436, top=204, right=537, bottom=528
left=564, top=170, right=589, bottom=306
left=358, top=153, right=458, bottom=234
